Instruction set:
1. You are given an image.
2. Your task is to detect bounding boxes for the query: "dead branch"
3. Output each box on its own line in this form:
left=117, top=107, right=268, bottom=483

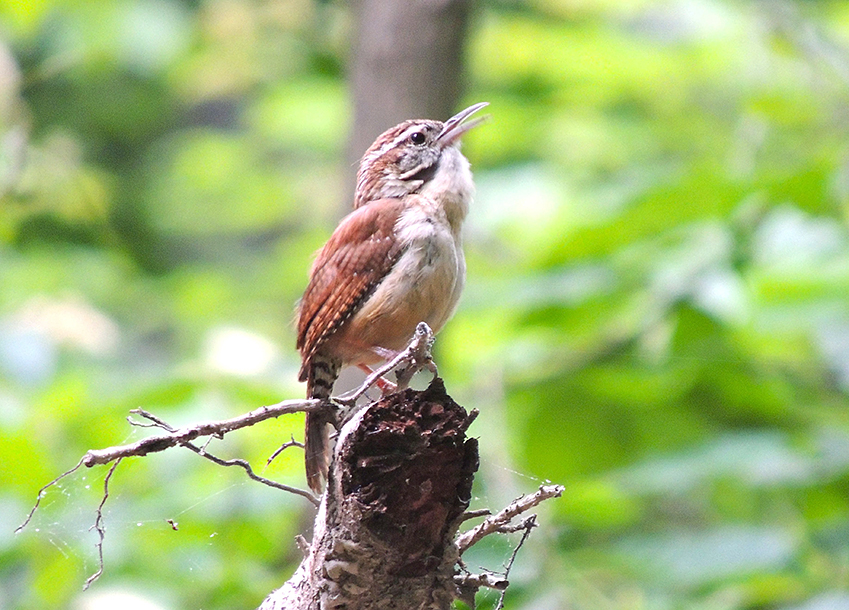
left=267, top=436, right=305, bottom=465
left=16, top=399, right=323, bottom=543
left=185, top=439, right=319, bottom=504
left=455, top=484, right=564, bottom=555
left=82, top=397, right=321, bottom=468
left=83, top=458, right=121, bottom=590
left=15, top=455, right=91, bottom=533
left=454, top=572, right=508, bottom=591
left=459, top=508, right=491, bottom=523
left=335, top=321, right=436, bottom=406
left=16, top=324, right=447, bottom=589
left=494, top=514, right=537, bottom=610
left=124, top=409, right=318, bottom=504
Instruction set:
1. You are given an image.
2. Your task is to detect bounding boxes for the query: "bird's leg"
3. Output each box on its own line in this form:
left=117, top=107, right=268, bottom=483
left=335, top=323, right=438, bottom=410
left=368, top=324, right=438, bottom=392
left=333, top=360, right=400, bottom=426
left=357, top=363, right=398, bottom=394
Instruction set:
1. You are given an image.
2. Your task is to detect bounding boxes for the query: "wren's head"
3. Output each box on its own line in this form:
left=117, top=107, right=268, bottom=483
left=354, top=102, right=489, bottom=209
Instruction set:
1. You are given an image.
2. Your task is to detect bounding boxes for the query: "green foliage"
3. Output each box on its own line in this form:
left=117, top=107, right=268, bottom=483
left=3, top=1, right=849, bottom=609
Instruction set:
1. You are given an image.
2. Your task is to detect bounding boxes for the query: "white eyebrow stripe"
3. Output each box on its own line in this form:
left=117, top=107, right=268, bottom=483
left=392, top=126, right=419, bottom=148
left=391, top=123, right=437, bottom=149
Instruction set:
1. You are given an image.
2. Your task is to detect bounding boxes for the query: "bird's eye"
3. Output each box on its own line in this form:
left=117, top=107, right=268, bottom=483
left=409, top=131, right=426, bottom=145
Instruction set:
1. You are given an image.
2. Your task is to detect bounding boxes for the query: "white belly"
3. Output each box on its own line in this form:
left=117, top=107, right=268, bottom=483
left=330, top=206, right=465, bottom=364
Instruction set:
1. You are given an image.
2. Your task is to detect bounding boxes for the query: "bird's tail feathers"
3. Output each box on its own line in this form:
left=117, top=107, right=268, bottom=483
left=304, top=356, right=340, bottom=494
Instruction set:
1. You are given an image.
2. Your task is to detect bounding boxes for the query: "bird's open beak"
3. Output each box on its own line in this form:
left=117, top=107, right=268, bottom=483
left=437, top=102, right=489, bottom=146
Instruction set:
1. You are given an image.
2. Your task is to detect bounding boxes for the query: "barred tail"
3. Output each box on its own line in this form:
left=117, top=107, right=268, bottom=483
left=304, top=355, right=340, bottom=494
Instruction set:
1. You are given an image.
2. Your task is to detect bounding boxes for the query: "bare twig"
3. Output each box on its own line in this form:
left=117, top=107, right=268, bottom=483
left=15, top=456, right=86, bottom=533
left=126, top=417, right=165, bottom=429
left=20, top=325, right=561, bottom=604
left=80, top=324, right=437, bottom=470
left=180, top=441, right=318, bottom=506
left=392, top=321, right=438, bottom=390
left=83, top=458, right=121, bottom=590
left=456, top=484, right=563, bottom=554
left=460, top=508, right=491, bottom=523
left=494, top=515, right=536, bottom=610
left=267, top=435, right=304, bottom=466
left=495, top=514, right=537, bottom=534
left=128, top=409, right=175, bottom=431
left=17, top=398, right=323, bottom=543
left=17, top=400, right=320, bottom=588
left=20, top=324, right=441, bottom=538
left=82, top=398, right=321, bottom=468
left=454, top=572, right=509, bottom=591
left=131, top=410, right=318, bottom=504
left=455, top=514, right=539, bottom=607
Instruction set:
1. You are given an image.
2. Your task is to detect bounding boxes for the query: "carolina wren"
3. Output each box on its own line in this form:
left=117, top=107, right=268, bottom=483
left=296, top=102, right=488, bottom=492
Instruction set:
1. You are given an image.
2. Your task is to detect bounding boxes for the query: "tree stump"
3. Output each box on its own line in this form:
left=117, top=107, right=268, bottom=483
left=260, top=378, right=479, bottom=610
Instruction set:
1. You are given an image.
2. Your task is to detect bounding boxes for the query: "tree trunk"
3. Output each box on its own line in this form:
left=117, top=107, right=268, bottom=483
left=259, top=379, right=479, bottom=610
left=346, top=0, right=473, bottom=183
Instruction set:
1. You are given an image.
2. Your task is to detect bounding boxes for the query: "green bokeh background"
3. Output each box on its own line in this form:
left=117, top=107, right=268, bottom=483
left=2, top=1, right=849, bottom=609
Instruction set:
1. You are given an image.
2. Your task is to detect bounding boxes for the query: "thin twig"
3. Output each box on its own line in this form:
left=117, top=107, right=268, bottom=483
left=19, top=399, right=323, bottom=537
left=83, top=458, right=121, bottom=590
left=267, top=435, right=304, bottom=466
left=15, top=456, right=86, bottom=533
left=496, top=514, right=537, bottom=534
left=494, top=515, right=536, bottom=610
left=456, top=484, right=563, bottom=554
left=198, top=435, right=215, bottom=454
left=75, top=325, right=434, bottom=470
left=454, top=572, right=509, bottom=591
left=180, top=442, right=318, bottom=506
left=126, top=417, right=165, bottom=429
left=131, top=410, right=318, bottom=505
left=82, top=398, right=321, bottom=468
left=128, top=409, right=175, bottom=431
left=16, top=325, right=464, bottom=592
left=459, top=508, right=491, bottom=523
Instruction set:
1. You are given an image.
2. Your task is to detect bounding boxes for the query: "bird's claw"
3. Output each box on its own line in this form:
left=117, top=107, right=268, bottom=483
left=332, top=322, right=438, bottom=413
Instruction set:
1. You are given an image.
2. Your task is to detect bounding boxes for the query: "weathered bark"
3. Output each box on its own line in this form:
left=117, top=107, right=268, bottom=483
left=260, top=379, right=478, bottom=610
left=346, top=0, right=473, bottom=180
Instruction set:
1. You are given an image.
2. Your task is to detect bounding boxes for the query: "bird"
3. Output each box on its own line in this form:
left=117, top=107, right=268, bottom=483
left=296, top=102, right=488, bottom=493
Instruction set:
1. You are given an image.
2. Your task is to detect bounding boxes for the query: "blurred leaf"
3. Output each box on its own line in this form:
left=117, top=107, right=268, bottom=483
left=616, top=525, right=797, bottom=588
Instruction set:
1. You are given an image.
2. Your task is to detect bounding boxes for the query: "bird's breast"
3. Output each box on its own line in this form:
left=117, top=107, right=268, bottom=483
left=329, top=206, right=465, bottom=364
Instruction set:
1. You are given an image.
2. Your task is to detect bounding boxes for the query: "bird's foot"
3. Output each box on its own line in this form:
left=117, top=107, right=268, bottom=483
left=333, top=322, right=438, bottom=410
left=331, top=365, right=395, bottom=424
left=358, top=363, right=398, bottom=395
